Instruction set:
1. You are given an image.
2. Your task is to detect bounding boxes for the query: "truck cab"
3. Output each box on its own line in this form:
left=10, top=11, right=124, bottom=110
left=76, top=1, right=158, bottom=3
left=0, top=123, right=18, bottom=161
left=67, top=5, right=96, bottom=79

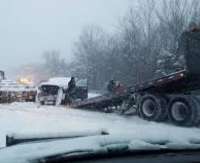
left=37, top=77, right=88, bottom=105
left=75, top=79, right=88, bottom=100
left=37, top=84, right=61, bottom=105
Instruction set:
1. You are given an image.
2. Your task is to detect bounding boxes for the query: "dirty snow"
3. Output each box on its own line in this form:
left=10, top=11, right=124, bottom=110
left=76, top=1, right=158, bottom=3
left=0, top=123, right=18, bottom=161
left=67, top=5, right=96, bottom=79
left=0, top=102, right=200, bottom=162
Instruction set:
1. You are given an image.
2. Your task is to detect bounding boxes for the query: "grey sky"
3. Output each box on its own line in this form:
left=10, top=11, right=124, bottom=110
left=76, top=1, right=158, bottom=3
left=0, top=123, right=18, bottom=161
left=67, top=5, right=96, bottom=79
left=0, top=0, right=133, bottom=74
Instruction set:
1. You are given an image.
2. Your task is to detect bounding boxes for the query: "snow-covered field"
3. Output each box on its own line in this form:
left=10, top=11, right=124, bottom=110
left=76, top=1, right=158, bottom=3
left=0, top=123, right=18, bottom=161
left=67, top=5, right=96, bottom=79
left=1, top=102, right=200, bottom=149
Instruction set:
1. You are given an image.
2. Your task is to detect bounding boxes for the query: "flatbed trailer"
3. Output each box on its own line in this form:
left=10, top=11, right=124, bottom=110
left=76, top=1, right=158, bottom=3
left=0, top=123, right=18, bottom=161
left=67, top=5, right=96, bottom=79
left=130, top=30, right=200, bottom=126
left=71, top=94, right=129, bottom=112
left=71, top=30, right=200, bottom=127
left=134, top=69, right=200, bottom=94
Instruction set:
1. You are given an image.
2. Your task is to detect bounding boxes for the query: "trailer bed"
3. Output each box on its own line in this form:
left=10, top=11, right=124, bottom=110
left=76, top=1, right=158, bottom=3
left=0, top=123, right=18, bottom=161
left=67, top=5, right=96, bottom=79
left=134, top=70, right=200, bottom=94
left=71, top=71, right=192, bottom=110
left=71, top=94, right=128, bottom=111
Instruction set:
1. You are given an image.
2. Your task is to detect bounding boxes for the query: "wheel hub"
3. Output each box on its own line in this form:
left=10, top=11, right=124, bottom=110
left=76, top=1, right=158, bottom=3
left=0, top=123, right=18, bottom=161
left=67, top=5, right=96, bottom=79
left=171, top=102, right=188, bottom=121
left=142, top=99, right=157, bottom=117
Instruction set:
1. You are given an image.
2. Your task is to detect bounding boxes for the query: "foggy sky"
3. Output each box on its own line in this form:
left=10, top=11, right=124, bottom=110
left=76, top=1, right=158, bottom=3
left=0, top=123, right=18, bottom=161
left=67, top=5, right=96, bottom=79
left=0, top=0, right=132, bottom=74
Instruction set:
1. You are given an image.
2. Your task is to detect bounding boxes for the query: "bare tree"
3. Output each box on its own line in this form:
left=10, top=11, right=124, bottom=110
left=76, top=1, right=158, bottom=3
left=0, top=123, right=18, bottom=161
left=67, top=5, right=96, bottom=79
left=155, top=0, right=200, bottom=76
left=72, top=0, right=200, bottom=89
left=73, top=25, right=109, bottom=88
left=43, top=50, right=68, bottom=77
left=156, top=0, right=200, bottom=51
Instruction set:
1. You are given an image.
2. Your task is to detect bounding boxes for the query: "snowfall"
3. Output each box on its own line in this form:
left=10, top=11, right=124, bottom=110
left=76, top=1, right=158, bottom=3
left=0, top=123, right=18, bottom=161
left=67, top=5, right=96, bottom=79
left=1, top=94, right=200, bottom=162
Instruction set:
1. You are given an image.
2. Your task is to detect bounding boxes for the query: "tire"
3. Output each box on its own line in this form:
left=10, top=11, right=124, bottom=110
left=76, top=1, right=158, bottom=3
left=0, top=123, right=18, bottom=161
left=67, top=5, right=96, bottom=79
left=192, top=96, right=200, bottom=126
left=168, top=96, right=200, bottom=126
left=139, top=94, right=167, bottom=122
left=138, top=95, right=167, bottom=122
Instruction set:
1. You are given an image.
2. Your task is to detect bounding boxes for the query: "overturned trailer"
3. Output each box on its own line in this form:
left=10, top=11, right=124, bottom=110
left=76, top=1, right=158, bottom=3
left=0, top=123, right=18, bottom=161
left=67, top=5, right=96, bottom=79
left=72, top=30, right=200, bottom=127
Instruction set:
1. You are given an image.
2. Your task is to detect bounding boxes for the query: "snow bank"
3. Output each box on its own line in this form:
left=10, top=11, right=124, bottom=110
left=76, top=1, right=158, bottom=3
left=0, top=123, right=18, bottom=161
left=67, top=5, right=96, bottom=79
left=6, top=129, right=108, bottom=146
left=8, top=129, right=108, bottom=140
left=1, top=134, right=200, bottom=163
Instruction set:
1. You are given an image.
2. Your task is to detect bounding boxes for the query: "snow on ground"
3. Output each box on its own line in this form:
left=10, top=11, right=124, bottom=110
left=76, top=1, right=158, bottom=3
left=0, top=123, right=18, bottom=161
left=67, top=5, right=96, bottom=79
left=0, top=102, right=200, bottom=149
left=88, top=92, right=101, bottom=98
left=1, top=102, right=200, bottom=162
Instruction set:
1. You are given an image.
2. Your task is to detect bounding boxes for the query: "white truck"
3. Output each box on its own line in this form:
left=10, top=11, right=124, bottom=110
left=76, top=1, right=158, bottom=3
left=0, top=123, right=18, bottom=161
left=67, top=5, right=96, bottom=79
left=37, top=77, right=88, bottom=105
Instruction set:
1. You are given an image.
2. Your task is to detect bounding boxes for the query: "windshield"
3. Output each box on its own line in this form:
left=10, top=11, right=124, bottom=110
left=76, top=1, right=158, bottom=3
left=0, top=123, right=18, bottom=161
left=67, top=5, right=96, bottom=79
left=1, top=0, right=200, bottom=162
left=76, top=79, right=88, bottom=87
left=40, top=85, right=59, bottom=95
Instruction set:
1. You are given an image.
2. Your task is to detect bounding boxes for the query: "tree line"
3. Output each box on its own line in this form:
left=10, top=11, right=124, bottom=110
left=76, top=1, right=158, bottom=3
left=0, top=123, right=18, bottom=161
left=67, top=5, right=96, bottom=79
left=69, top=0, right=200, bottom=89
left=33, top=0, right=200, bottom=89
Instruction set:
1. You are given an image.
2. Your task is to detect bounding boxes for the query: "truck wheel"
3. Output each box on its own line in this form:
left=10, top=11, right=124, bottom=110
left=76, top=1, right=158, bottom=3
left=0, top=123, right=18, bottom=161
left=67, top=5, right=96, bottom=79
left=168, top=96, right=200, bottom=126
left=139, top=95, right=167, bottom=122
left=192, top=97, right=200, bottom=126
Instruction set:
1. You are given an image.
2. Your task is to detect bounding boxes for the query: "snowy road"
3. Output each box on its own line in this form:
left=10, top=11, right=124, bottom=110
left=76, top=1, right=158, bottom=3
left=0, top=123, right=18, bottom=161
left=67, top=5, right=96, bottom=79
left=0, top=102, right=200, bottom=148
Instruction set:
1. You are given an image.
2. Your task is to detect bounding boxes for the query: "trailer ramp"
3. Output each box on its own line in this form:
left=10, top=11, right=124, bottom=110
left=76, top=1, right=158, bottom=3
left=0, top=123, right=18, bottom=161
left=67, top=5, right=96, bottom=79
left=71, top=94, right=129, bottom=112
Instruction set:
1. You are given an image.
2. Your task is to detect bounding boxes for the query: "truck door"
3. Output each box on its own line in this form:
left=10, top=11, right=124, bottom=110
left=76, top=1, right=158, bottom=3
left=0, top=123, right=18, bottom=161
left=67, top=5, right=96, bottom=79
left=76, top=79, right=88, bottom=100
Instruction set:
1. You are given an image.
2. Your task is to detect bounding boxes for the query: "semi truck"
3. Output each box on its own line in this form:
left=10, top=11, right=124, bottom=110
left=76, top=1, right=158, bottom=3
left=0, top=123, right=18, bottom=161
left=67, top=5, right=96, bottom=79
left=71, top=30, right=200, bottom=127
